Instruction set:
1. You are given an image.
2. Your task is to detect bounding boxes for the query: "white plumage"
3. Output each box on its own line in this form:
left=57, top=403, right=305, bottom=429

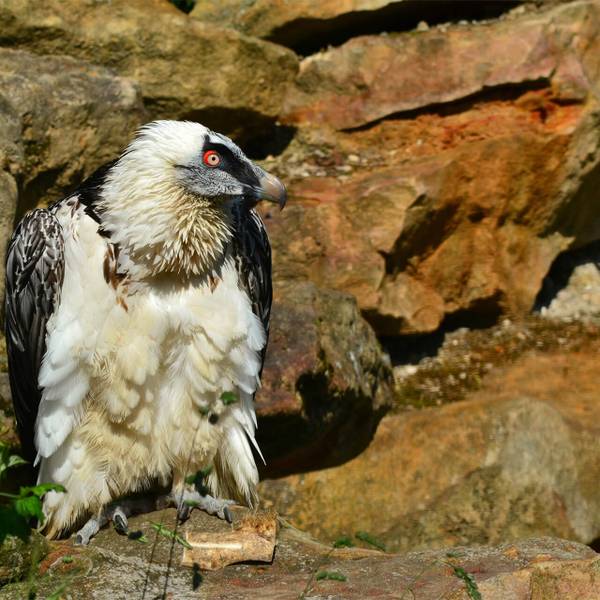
left=5, top=121, right=286, bottom=540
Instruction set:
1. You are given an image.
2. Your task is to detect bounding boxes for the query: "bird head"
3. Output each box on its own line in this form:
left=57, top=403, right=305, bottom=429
left=99, top=120, right=286, bottom=278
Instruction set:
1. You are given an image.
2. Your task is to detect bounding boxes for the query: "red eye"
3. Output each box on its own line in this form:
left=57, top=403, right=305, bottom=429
left=203, top=150, right=221, bottom=167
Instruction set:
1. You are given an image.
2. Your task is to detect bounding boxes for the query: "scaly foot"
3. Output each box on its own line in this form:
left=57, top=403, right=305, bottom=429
left=73, top=498, right=153, bottom=545
left=161, top=489, right=235, bottom=523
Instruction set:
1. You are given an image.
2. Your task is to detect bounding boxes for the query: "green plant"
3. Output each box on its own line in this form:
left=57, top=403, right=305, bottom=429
left=450, top=565, right=482, bottom=600
left=333, top=535, right=354, bottom=548
left=220, top=391, right=238, bottom=405
left=0, top=443, right=65, bottom=544
left=316, top=571, right=347, bottom=582
left=184, top=465, right=212, bottom=497
left=355, top=530, right=386, bottom=552
left=0, top=444, right=27, bottom=479
left=149, top=521, right=192, bottom=549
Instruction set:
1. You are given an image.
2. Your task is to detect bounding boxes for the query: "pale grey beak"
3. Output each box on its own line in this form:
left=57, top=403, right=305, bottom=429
left=257, top=171, right=287, bottom=209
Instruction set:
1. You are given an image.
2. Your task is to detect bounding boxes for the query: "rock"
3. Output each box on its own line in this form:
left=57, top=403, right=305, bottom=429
left=191, top=0, right=404, bottom=47
left=0, top=0, right=298, bottom=143
left=541, top=261, right=600, bottom=322
left=0, top=531, right=48, bottom=585
left=280, top=1, right=600, bottom=130
left=0, top=508, right=597, bottom=599
left=391, top=316, right=600, bottom=409
left=255, top=280, right=392, bottom=477
left=0, top=92, right=22, bottom=288
left=190, top=0, right=519, bottom=53
left=0, top=47, right=145, bottom=213
left=0, top=46, right=144, bottom=305
left=536, top=240, right=600, bottom=322
left=259, top=336, right=600, bottom=551
left=0, top=172, right=17, bottom=289
left=261, top=0, right=600, bottom=334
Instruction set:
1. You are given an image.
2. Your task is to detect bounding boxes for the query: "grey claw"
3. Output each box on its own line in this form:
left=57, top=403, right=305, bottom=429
left=113, top=509, right=128, bottom=535
left=223, top=506, right=233, bottom=524
left=177, top=503, right=191, bottom=523
left=166, top=490, right=235, bottom=522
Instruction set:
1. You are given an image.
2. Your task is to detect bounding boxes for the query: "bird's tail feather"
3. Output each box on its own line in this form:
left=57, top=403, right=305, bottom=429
left=207, top=399, right=260, bottom=507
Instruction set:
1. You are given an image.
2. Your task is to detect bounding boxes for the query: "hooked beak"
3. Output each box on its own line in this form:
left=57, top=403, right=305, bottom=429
left=257, top=171, right=287, bottom=209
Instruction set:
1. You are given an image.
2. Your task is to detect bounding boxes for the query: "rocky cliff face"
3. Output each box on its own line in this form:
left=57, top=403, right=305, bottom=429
left=1, top=1, right=600, bottom=597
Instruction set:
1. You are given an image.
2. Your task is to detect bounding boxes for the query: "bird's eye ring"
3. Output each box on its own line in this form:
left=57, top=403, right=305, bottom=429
left=203, top=150, right=221, bottom=167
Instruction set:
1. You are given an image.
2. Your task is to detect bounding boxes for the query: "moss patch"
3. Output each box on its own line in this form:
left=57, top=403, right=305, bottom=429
left=393, top=316, right=600, bottom=410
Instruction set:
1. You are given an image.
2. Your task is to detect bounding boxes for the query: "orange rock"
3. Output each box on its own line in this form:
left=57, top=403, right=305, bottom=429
left=260, top=338, right=600, bottom=551
left=264, top=2, right=600, bottom=334
left=281, top=3, right=598, bottom=130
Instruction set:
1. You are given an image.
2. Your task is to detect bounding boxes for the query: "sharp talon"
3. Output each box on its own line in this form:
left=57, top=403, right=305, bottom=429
left=163, top=490, right=235, bottom=523
left=74, top=534, right=85, bottom=546
left=177, top=504, right=191, bottom=523
left=113, top=510, right=128, bottom=535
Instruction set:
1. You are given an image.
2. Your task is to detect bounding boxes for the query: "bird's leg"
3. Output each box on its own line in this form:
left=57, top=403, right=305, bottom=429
left=74, top=515, right=104, bottom=546
left=164, top=487, right=235, bottom=524
left=73, top=497, right=155, bottom=545
left=154, top=467, right=236, bottom=523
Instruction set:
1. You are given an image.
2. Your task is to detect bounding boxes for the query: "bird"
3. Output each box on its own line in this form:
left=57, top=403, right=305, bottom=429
left=5, top=120, right=286, bottom=544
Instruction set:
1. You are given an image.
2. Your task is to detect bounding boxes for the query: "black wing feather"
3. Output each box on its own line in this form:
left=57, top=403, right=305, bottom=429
left=231, top=208, right=272, bottom=371
left=5, top=209, right=64, bottom=461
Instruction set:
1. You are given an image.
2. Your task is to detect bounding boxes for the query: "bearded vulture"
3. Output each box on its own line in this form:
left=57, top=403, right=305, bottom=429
left=5, top=121, right=286, bottom=544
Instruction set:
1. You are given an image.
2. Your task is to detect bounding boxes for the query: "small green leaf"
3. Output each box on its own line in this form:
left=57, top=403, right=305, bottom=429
left=220, top=391, right=238, bottom=405
left=21, top=483, right=66, bottom=498
left=355, top=531, right=386, bottom=552
left=185, top=466, right=212, bottom=495
left=150, top=521, right=192, bottom=549
left=451, top=565, right=482, bottom=600
left=0, top=445, right=28, bottom=480
left=333, top=535, right=354, bottom=548
left=7, top=454, right=28, bottom=469
left=199, top=465, right=212, bottom=478
left=316, top=571, right=347, bottom=582
left=14, top=495, right=44, bottom=523
left=61, top=555, right=74, bottom=564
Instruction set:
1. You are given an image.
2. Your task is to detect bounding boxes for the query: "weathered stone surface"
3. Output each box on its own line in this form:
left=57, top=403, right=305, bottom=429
left=0, top=172, right=17, bottom=288
left=190, top=0, right=519, bottom=52
left=255, top=280, right=392, bottom=477
left=261, top=0, right=600, bottom=334
left=281, top=1, right=600, bottom=130
left=265, top=93, right=600, bottom=333
left=0, top=0, right=298, bottom=141
left=0, top=89, right=22, bottom=287
left=0, top=47, right=145, bottom=214
left=0, top=532, right=48, bottom=585
left=1, top=508, right=598, bottom=599
left=191, top=0, right=404, bottom=46
left=536, top=241, right=600, bottom=322
left=260, top=336, right=600, bottom=551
